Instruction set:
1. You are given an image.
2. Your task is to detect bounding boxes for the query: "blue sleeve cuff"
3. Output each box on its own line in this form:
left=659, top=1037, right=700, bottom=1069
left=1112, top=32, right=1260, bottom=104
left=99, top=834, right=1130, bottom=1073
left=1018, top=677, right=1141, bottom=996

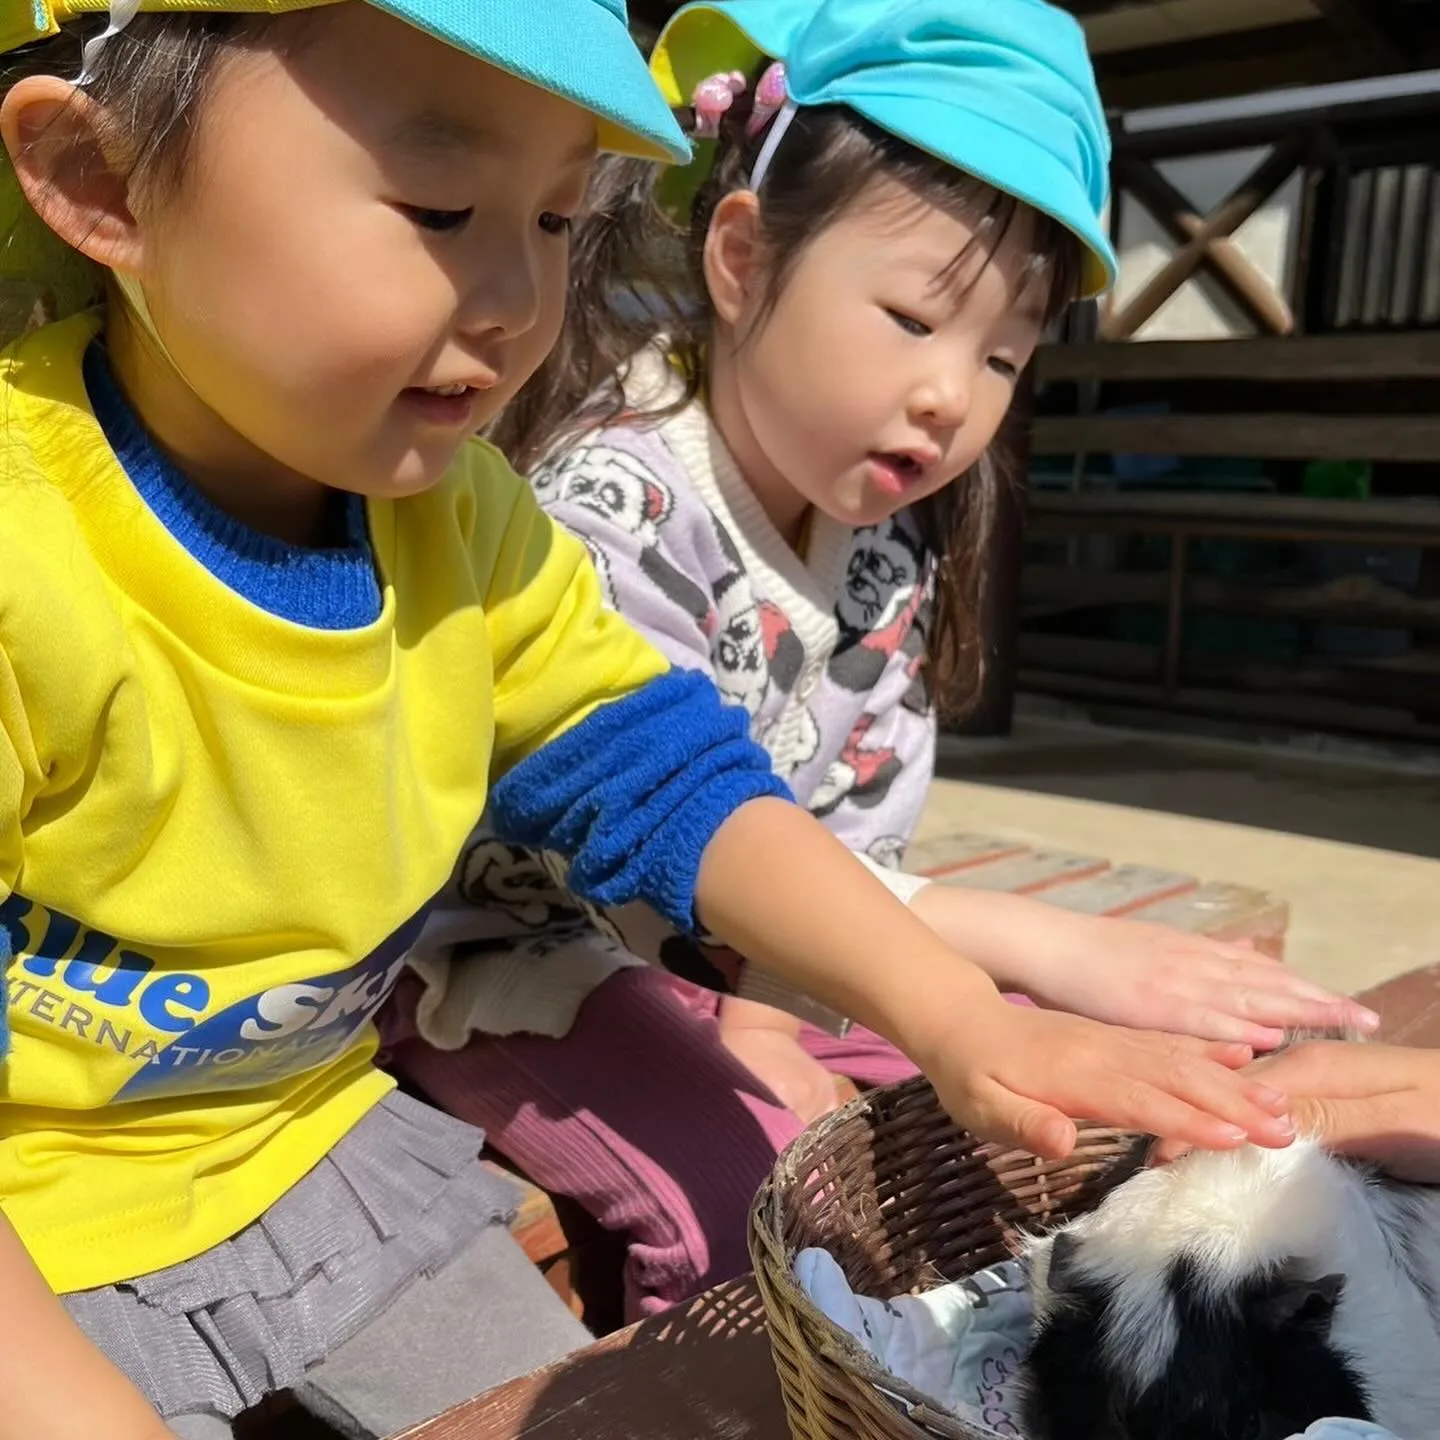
left=490, top=667, right=793, bottom=932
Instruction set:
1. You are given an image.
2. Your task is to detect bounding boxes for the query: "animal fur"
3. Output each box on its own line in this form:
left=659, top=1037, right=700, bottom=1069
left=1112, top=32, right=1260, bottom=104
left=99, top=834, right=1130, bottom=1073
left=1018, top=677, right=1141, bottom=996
left=1018, top=1030, right=1440, bottom=1439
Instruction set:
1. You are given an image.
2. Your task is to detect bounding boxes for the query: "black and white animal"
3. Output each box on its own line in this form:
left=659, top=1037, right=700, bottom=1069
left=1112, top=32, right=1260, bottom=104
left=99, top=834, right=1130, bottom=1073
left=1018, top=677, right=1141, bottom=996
left=1018, top=1120, right=1440, bottom=1439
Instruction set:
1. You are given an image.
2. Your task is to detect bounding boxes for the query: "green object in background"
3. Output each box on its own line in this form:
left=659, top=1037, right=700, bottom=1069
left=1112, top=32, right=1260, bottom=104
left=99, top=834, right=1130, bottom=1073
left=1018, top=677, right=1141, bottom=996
left=655, top=137, right=716, bottom=222
left=1302, top=460, right=1372, bottom=500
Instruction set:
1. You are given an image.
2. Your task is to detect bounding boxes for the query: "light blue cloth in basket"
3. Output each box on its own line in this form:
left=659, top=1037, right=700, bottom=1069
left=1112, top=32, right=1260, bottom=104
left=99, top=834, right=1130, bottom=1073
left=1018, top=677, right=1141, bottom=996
left=794, top=1249, right=1031, bottom=1435
left=793, top=1249, right=1403, bottom=1440
left=1298, top=1428, right=1399, bottom=1440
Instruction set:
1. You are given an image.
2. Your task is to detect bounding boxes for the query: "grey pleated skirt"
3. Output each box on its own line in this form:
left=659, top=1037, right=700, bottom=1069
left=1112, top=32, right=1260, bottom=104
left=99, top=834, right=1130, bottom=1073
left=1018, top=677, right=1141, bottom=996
left=62, top=1090, right=518, bottom=1422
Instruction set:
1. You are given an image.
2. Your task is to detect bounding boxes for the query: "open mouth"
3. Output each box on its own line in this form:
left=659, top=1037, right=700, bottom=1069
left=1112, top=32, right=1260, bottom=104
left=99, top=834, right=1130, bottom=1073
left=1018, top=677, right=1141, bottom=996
left=399, top=382, right=484, bottom=429
left=876, top=451, right=924, bottom=479
left=867, top=451, right=930, bottom=494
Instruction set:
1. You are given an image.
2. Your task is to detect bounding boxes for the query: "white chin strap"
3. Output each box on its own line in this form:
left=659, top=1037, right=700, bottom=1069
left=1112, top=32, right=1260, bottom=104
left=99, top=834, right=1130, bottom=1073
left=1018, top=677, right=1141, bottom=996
left=748, top=100, right=798, bottom=194
left=113, top=272, right=194, bottom=390
left=78, top=0, right=141, bottom=84
left=74, top=3, right=192, bottom=387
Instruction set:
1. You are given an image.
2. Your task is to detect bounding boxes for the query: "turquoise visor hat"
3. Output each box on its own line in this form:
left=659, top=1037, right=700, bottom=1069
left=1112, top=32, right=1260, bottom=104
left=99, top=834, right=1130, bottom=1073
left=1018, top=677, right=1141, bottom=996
left=4, top=0, right=692, bottom=165
left=652, top=0, right=1117, bottom=297
left=369, top=0, right=692, bottom=163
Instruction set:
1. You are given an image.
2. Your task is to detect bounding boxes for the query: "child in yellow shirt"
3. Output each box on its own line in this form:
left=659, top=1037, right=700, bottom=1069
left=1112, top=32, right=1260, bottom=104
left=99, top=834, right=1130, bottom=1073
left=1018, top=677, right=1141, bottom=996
left=0, top=0, right=1363, bottom=1433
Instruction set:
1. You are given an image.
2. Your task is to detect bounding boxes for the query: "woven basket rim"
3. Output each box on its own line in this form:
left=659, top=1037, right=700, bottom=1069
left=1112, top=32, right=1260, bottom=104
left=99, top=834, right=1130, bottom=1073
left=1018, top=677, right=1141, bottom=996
left=750, top=1076, right=1146, bottom=1440
left=752, top=1165, right=1006, bottom=1439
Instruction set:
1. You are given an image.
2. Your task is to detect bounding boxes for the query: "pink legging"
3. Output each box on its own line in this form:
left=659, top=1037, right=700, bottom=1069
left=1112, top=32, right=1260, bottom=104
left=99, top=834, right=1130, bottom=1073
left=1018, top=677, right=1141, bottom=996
left=380, top=968, right=918, bottom=1321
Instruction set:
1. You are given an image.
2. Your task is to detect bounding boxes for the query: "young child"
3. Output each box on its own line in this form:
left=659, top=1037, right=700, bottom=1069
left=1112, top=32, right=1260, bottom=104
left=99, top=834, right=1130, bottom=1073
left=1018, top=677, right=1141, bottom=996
left=381, top=0, right=1380, bottom=1325
left=0, top=0, right=1363, bottom=1434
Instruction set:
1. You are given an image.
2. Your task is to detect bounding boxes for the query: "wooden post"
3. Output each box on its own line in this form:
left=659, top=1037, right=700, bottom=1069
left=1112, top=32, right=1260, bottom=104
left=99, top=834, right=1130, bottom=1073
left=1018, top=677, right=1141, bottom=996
left=1163, top=534, right=1188, bottom=698
left=952, top=371, right=1034, bottom=737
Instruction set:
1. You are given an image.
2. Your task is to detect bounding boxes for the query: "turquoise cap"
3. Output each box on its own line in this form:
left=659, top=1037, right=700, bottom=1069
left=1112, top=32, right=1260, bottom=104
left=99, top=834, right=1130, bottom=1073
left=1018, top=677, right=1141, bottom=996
left=4, top=0, right=693, bottom=164
left=376, top=0, right=691, bottom=163
left=653, top=0, right=1116, bottom=296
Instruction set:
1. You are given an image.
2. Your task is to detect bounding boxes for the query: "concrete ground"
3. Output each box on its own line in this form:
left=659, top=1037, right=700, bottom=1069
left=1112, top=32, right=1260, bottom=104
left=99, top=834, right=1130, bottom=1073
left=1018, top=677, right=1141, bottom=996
left=916, top=708, right=1440, bottom=999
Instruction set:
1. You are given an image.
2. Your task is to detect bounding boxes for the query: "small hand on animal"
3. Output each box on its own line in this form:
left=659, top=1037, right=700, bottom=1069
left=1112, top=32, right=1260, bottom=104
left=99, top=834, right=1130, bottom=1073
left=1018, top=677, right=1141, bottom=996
left=1007, top=911, right=1378, bottom=1051
left=909, top=888, right=1377, bottom=1053
left=910, top=1000, right=1295, bottom=1162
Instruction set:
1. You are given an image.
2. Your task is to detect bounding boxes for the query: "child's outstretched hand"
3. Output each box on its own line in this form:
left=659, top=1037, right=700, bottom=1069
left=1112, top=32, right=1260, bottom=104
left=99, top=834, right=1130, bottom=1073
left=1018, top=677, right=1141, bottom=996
left=914, top=998, right=1296, bottom=1160
left=910, top=887, right=1377, bottom=1052
left=696, top=803, right=1300, bottom=1162
left=1013, top=913, right=1378, bottom=1050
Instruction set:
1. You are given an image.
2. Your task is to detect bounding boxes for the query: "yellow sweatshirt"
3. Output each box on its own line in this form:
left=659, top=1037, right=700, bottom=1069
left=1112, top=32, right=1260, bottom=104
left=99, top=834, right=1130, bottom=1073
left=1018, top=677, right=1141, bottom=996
left=0, top=314, right=665, bottom=1293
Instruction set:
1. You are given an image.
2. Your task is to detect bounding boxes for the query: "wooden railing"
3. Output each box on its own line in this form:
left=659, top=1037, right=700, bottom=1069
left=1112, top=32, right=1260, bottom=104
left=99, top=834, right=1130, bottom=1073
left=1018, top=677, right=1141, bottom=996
left=1022, top=490, right=1440, bottom=743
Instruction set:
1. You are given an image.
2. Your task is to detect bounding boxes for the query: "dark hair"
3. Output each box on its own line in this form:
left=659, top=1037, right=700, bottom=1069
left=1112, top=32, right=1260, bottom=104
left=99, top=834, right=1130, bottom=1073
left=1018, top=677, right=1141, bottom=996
left=495, top=74, right=1084, bottom=719
left=1, top=13, right=287, bottom=341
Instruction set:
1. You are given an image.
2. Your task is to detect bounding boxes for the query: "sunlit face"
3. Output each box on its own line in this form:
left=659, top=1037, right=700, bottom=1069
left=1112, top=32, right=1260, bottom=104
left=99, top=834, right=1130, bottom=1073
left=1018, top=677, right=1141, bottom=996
left=711, top=176, right=1051, bottom=533
left=124, top=3, right=595, bottom=508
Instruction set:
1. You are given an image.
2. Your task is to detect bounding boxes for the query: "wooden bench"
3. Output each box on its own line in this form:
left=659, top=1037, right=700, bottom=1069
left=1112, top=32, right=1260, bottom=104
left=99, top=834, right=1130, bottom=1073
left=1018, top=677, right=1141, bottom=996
left=1352, top=960, right=1440, bottom=1046
left=392, top=1275, right=783, bottom=1440
left=482, top=1159, right=626, bottom=1332
left=491, top=829, right=1291, bottom=1327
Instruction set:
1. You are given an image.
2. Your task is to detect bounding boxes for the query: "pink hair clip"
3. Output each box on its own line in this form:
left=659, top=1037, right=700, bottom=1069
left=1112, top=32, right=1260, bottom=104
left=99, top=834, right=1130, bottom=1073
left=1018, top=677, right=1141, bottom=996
left=746, top=62, right=789, bottom=139
left=690, top=70, right=747, bottom=139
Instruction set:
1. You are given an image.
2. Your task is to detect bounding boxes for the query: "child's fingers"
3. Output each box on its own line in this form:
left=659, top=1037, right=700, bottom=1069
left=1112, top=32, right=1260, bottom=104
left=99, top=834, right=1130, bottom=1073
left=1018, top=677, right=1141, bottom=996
left=1225, top=962, right=1351, bottom=1004
left=1203, top=937, right=1268, bottom=964
left=952, top=1039, right=1283, bottom=1160
left=982, top=1082, right=1252, bottom=1160
left=1197, top=1039, right=1257, bottom=1069
left=1077, top=1047, right=1295, bottom=1148
left=966, top=1082, right=1078, bottom=1160
left=1261, top=994, right=1380, bottom=1033
left=1192, top=955, right=1380, bottom=1029
left=1216, top=987, right=1380, bottom=1035
left=1146, top=1010, right=1278, bottom=1057
left=1137, top=1031, right=1252, bottom=1064
left=1343, top=999, right=1383, bottom=1032
left=1248, top=1038, right=1428, bottom=1097
left=1183, top=1010, right=1287, bottom=1051
left=1113, top=1090, right=1254, bottom=1152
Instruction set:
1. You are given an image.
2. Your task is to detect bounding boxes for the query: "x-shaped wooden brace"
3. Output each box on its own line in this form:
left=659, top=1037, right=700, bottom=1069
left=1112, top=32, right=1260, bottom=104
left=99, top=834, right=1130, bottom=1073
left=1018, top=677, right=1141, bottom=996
left=1103, top=138, right=1309, bottom=341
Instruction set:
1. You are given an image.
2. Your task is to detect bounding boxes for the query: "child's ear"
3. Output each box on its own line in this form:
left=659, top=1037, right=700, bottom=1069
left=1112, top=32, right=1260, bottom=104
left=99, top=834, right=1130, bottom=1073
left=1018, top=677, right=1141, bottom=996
left=1, top=75, right=144, bottom=275
left=703, top=190, right=766, bottom=327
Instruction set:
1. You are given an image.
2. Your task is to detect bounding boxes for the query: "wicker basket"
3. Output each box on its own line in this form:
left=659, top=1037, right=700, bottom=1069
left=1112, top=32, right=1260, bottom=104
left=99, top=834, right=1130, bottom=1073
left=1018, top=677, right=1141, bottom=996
left=749, top=1074, right=1145, bottom=1440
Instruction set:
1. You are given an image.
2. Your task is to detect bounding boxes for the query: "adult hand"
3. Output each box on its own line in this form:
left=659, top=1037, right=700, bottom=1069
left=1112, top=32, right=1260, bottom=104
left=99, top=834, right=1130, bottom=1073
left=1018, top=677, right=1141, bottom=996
left=1153, top=1040, right=1440, bottom=1181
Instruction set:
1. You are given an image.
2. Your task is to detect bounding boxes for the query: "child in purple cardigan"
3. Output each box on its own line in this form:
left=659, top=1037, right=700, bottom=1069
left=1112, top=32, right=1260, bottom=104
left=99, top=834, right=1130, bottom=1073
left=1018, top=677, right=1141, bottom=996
left=380, top=0, right=1371, bottom=1322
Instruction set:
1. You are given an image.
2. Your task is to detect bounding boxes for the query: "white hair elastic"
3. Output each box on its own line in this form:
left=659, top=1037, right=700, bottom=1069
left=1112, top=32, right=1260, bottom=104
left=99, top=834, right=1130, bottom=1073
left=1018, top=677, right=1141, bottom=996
left=77, top=0, right=140, bottom=84
left=748, top=98, right=797, bottom=194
